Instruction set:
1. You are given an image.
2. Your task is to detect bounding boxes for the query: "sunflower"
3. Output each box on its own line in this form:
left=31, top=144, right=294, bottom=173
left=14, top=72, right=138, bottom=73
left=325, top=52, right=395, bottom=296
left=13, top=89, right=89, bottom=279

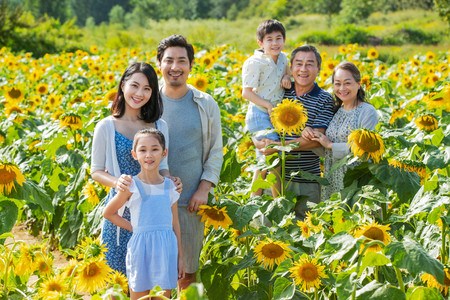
left=47, top=93, right=62, bottom=106
left=190, top=74, right=209, bottom=92
left=197, top=205, right=233, bottom=230
left=254, top=239, right=292, bottom=269
left=347, top=128, right=385, bottom=163
left=77, top=236, right=107, bottom=260
left=388, top=159, right=427, bottom=180
left=74, top=259, right=111, bottom=294
left=0, top=163, right=26, bottom=195
left=0, top=131, right=5, bottom=144
left=238, top=139, right=254, bottom=160
left=271, top=98, right=308, bottom=136
left=425, top=51, right=436, bottom=61
left=297, top=220, right=312, bottom=238
left=82, top=181, right=100, bottom=206
left=360, top=75, right=371, bottom=88
left=354, top=222, right=391, bottom=252
left=367, top=48, right=379, bottom=60
left=304, top=212, right=323, bottom=233
left=108, top=270, right=128, bottom=294
left=39, top=275, right=68, bottom=299
left=36, top=83, right=49, bottom=95
left=105, top=72, right=115, bottom=83
left=201, top=55, right=215, bottom=69
left=289, top=255, right=328, bottom=293
left=421, top=268, right=450, bottom=296
left=5, top=104, right=23, bottom=117
left=90, top=45, right=98, bottom=54
left=426, top=87, right=450, bottom=110
left=389, top=108, right=406, bottom=124
left=59, top=113, right=83, bottom=130
left=415, top=115, right=438, bottom=131
left=35, top=254, right=54, bottom=277
left=15, top=243, right=36, bottom=276
left=61, top=258, right=78, bottom=278
left=5, top=86, right=25, bottom=103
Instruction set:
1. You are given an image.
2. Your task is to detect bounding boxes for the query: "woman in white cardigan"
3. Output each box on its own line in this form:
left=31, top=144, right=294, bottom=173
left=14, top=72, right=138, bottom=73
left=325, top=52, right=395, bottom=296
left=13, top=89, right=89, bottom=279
left=312, top=61, right=379, bottom=201
left=91, top=62, right=180, bottom=275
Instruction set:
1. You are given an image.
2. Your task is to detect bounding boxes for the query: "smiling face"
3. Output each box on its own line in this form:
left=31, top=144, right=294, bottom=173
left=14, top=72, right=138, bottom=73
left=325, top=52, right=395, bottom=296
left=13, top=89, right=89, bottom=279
left=121, top=72, right=152, bottom=113
left=290, top=51, right=320, bottom=91
left=333, top=68, right=360, bottom=106
left=132, top=135, right=167, bottom=172
left=158, top=46, right=192, bottom=87
left=257, top=31, right=285, bottom=61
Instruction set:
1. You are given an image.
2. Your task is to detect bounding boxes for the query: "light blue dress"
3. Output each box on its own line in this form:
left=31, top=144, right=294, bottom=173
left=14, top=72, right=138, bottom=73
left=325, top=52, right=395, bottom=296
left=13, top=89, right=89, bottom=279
left=126, top=177, right=179, bottom=292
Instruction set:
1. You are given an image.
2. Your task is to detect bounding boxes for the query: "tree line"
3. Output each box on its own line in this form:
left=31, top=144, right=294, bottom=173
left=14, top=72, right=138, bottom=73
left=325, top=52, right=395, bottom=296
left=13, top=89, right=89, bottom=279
left=5, top=0, right=443, bottom=27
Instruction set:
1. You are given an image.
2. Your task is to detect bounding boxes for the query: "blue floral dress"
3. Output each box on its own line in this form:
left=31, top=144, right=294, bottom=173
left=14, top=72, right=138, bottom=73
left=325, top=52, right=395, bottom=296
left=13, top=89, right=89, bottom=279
left=101, top=131, right=140, bottom=275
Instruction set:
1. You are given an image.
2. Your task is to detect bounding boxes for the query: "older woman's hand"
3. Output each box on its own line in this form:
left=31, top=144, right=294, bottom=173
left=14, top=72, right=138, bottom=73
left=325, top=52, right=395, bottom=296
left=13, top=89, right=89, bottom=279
left=116, top=174, right=133, bottom=192
left=311, top=131, right=333, bottom=149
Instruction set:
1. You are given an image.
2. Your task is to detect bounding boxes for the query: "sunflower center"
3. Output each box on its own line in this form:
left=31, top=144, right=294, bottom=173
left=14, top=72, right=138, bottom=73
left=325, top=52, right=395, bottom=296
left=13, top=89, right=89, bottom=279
left=357, top=132, right=381, bottom=153
left=261, top=243, right=284, bottom=259
left=280, top=110, right=300, bottom=126
left=363, top=227, right=384, bottom=241
left=48, top=283, right=62, bottom=291
left=0, top=168, right=16, bottom=184
left=205, top=208, right=225, bottom=221
left=86, top=264, right=100, bottom=277
left=38, top=86, right=47, bottom=93
left=419, top=117, right=435, bottom=126
left=299, top=263, right=319, bottom=281
left=8, top=88, right=22, bottom=99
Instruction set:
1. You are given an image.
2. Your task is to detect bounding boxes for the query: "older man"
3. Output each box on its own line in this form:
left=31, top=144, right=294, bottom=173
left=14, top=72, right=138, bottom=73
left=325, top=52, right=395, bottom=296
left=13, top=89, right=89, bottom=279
left=259, top=45, right=334, bottom=219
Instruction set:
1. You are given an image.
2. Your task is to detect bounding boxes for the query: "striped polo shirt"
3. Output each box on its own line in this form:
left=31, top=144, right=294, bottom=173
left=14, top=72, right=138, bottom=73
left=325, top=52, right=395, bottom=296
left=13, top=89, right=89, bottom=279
left=284, top=82, right=334, bottom=183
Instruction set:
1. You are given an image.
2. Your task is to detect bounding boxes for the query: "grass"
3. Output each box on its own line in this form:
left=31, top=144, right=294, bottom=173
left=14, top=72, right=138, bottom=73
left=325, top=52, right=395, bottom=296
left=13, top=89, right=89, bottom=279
left=79, top=9, right=449, bottom=59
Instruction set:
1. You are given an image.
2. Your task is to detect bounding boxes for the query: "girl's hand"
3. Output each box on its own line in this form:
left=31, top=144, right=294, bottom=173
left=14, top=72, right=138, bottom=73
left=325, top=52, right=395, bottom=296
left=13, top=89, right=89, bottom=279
left=169, top=176, right=183, bottom=194
left=178, top=256, right=185, bottom=279
left=311, top=131, right=333, bottom=149
left=116, top=174, right=132, bottom=192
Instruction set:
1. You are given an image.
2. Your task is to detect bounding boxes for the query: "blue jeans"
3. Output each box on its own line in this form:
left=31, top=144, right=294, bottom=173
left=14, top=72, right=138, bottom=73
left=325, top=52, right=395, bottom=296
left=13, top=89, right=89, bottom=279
left=246, top=104, right=279, bottom=157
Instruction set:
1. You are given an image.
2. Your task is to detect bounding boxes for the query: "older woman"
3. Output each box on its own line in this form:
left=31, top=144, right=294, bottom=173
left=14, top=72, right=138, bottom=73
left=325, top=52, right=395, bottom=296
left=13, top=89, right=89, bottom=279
left=312, top=61, right=378, bottom=201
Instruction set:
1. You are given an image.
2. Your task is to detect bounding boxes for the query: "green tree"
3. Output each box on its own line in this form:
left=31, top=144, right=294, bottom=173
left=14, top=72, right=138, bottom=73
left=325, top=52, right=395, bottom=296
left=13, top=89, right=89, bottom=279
left=434, top=0, right=450, bottom=27
left=109, top=4, right=125, bottom=24
left=0, top=0, right=25, bottom=47
left=338, top=0, right=375, bottom=24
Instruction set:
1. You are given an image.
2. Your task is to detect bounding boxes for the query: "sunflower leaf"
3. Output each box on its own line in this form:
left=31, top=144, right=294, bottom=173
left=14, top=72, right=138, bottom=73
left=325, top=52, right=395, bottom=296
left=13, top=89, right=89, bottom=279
left=0, top=199, right=18, bottom=244
left=356, top=280, right=405, bottom=300
left=265, top=197, right=295, bottom=224
left=406, top=286, right=443, bottom=300
left=226, top=251, right=256, bottom=278
left=423, top=146, right=450, bottom=171
left=385, top=237, right=445, bottom=285
left=220, top=149, right=243, bottom=184
left=358, top=252, right=390, bottom=276
left=273, top=277, right=295, bottom=300
left=7, top=180, right=53, bottom=212
left=234, top=204, right=260, bottom=231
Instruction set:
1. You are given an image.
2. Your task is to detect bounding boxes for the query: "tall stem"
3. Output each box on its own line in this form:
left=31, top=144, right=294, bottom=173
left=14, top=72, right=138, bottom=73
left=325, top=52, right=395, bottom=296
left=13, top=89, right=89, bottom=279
left=394, top=266, right=405, bottom=292
left=441, top=217, right=447, bottom=265
left=281, top=132, right=286, bottom=197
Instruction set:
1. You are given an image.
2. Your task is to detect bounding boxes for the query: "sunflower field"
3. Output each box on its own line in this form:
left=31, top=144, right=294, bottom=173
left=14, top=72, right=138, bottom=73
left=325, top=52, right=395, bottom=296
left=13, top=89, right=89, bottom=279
left=0, top=43, right=449, bottom=299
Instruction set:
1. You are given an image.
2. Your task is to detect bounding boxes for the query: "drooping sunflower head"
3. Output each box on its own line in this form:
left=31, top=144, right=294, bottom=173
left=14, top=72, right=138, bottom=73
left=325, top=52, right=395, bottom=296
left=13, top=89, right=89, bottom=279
left=77, top=237, right=107, bottom=260
left=104, top=89, right=117, bottom=103
left=108, top=270, right=129, bottom=294
left=297, top=220, right=311, bottom=239
left=304, top=212, right=323, bottom=233
left=415, top=115, right=438, bottom=132
left=15, top=243, right=36, bottom=276
left=0, top=162, right=26, bottom=195
left=197, top=205, right=233, bottom=230
left=59, top=113, right=83, bottom=130
left=271, top=98, right=308, bottom=136
left=347, top=128, right=385, bottom=163
left=254, top=239, right=292, bottom=270
left=388, top=159, right=427, bottom=180
left=82, top=181, right=100, bottom=206
left=35, top=254, right=54, bottom=277
left=74, top=259, right=111, bottom=294
left=421, top=268, right=450, bottom=296
left=61, top=258, right=78, bottom=278
left=5, top=86, right=25, bottom=103
left=354, top=221, right=391, bottom=252
left=289, top=255, right=328, bottom=293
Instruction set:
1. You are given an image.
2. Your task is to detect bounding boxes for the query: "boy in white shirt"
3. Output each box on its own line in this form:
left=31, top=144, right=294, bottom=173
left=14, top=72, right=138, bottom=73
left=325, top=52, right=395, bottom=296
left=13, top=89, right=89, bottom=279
left=242, top=19, right=291, bottom=197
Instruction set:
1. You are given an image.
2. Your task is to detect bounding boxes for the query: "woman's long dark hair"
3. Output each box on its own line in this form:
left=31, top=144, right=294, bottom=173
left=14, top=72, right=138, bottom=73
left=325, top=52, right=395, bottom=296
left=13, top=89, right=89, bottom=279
left=332, top=61, right=366, bottom=112
left=111, top=62, right=163, bottom=123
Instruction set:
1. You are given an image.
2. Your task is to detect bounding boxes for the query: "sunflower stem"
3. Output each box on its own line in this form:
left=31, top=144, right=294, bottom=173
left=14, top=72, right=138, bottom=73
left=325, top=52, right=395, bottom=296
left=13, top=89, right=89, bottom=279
left=281, top=132, right=286, bottom=197
left=352, top=244, right=369, bottom=300
left=441, top=217, right=447, bottom=265
left=314, top=288, right=318, bottom=300
left=394, top=266, right=405, bottom=293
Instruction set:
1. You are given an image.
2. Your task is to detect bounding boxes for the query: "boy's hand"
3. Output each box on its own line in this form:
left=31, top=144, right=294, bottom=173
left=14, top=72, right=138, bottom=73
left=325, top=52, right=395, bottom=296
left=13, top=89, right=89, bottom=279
left=116, top=174, right=132, bottom=192
left=281, top=75, right=291, bottom=89
left=266, top=102, right=274, bottom=115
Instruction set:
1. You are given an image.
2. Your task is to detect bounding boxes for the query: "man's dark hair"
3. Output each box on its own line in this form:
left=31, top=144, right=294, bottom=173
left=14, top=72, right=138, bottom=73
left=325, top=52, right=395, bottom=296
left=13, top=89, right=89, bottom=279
left=157, top=35, right=194, bottom=65
left=290, top=45, right=322, bottom=68
left=256, top=19, right=286, bottom=42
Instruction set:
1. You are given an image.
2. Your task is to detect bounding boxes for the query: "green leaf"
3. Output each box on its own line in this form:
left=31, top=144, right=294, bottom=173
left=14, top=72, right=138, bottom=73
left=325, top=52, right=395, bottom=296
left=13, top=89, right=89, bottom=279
left=295, top=170, right=329, bottom=186
left=356, top=281, right=405, bottom=300
left=226, top=251, right=257, bottom=278
left=430, top=127, right=444, bottom=146
left=59, top=221, right=79, bottom=249
left=49, top=166, right=64, bottom=192
left=200, top=263, right=231, bottom=300
left=251, top=173, right=275, bottom=192
left=265, top=197, right=295, bottom=224
left=273, top=277, right=295, bottom=300
left=423, top=146, right=450, bottom=171
left=385, top=237, right=445, bottom=285
left=406, top=286, right=443, bottom=300
left=405, top=188, right=450, bottom=221
left=358, top=252, right=390, bottom=276
left=55, top=148, right=85, bottom=169
left=336, top=271, right=357, bottom=300
left=66, top=163, right=88, bottom=196
left=220, top=150, right=243, bottom=184
left=368, top=162, right=420, bottom=203
left=324, top=232, right=358, bottom=263
left=7, top=180, right=53, bottom=212
left=0, top=200, right=18, bottom=243
left=233, top=203, right=260, bottom=230
left=43, top=131, right=68, bottom=157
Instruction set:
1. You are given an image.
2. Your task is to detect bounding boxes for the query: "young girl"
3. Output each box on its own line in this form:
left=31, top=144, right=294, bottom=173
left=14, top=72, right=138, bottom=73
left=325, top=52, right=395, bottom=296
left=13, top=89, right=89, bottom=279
left=91, top=62, right=181, bottom=276
left=103, top=128, right=184, bottom=299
